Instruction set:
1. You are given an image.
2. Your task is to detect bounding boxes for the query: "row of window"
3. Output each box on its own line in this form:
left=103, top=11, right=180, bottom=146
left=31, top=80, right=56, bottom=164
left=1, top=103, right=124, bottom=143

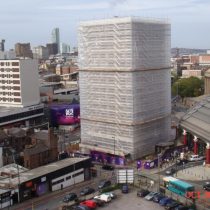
left=0, top=62, right=19, bottom=66
left=0, top=84, right=20, bottom=89
left=0, top=74, right=19, bottom=78
left=0, top=98, right=21, bottom=103
left=0, top=68, right=19, bottom=72
left=0, top=108, right=44, bottom=124
left=0, top=92, right=20, bottom=96
left=51, top=171, right=84, bottom=186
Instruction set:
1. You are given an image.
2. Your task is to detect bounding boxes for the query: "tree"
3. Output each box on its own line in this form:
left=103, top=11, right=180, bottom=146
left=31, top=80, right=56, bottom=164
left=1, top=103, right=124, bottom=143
left=172, top=76, right=204, bottom=98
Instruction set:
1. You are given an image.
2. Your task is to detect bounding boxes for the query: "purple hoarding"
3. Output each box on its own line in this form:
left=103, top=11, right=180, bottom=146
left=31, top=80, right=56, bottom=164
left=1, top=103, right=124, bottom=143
left=50, top=104, right=80, bottom=126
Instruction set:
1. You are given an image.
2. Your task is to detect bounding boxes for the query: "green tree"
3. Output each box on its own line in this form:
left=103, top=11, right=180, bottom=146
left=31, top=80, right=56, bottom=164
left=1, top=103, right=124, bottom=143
left=172, top=76, right=204, bottom=98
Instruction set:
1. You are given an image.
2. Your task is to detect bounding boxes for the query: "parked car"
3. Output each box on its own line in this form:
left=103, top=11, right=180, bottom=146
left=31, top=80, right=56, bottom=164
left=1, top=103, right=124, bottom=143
left=203, top=182, right=210, bottom=191
left=165, top=168, right=176, bottom=176
left=159, top=197, right=172, bottom=206
left=91, top=198, right=105, bottom=207
left=80, top=200, right=97, bottom=209
left=98, top=180, right=111, bottom=189
left=73, top=205, right=90, bottom=210
left=94, top=194, right=112, bottom=203
left=103, top=192, right=117, bottom=199
left=144, top=192, right=158, bottom=201
left=174, top=205, right=189, bottom=210
left=188, top=154, right=205, bottom=162
left=102, top=165, right=114, bottom=170
left=121, top=184, right=129, bottom=193
left=152, top=193, right=165, bottom=203
left=165, top=200, right=180, bottom=210
left=80, top=187, right=95, bottom=196
left=137, top=189, right=150, bottom=197
left=63, top=193, right=78, bottom=203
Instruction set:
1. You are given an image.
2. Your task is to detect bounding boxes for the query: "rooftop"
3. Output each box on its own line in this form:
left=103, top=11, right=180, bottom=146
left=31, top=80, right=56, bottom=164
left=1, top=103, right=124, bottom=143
left=0, top=157, right=89, bottom=188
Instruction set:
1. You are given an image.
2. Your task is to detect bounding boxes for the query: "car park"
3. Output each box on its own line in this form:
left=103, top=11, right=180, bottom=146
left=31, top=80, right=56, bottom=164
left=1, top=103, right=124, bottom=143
left=104, top=192, right=117, bottom=199
left=102, top=165, right=114, bottom=170
left=165, top=200, right=180, bottom=210
left=73, top=205, right=90, bottom=210
left=174, top=205, right=189, bottom=210
left=152, top=193, right=165, bottom=203
left=203, top=181, right=210, bottom=191
left=144, top=192, right=158, bottom=201
left=98, top=180, right=111, bottom=189
left=63, top=193, right=78, bottom=203
left=188, top=154, right=204, bottom=162
left=159, top=197, right=172, bottom=206
left=137, top=189, right=150, bottom=197
left=94, top=194, right=112, bottom=203
left=121, top=184, right=129, bottom=193
left=80, top=187, right=95, bottom=196
left=91, top=198, right=105, bottom=207
left=80, top=200, right=97, bottom=209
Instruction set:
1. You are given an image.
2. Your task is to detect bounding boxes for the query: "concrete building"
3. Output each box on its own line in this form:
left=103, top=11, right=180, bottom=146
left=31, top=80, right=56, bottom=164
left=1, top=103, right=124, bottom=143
left=0, top=39, right=5, bottom=52
left=0, top=50, right=16, bottom=60
left=60, top=43, right=70, bottom=54
left=15, top=43, right=33, bottom=58
left=0, top=59, right=40, bottom=107
left=33, top=45, right=49, bottom=60
left=79, top=17, right=171, bottom=159
left=46, top=43, right=58, bottom=55
left=51, top=28, right=60, bottom=53
left=182, top=69, right=202, bottom=79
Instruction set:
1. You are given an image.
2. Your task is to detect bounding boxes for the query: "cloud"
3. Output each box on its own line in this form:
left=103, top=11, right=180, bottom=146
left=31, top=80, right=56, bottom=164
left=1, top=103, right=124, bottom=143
left=45, top=2, right=109, bottom=10
left=109, top=0, right=127, bottom=7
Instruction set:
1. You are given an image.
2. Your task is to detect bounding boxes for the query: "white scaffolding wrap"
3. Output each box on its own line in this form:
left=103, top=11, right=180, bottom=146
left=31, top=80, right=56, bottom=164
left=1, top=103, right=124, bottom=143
left=78, top=17, right=171, bottom=159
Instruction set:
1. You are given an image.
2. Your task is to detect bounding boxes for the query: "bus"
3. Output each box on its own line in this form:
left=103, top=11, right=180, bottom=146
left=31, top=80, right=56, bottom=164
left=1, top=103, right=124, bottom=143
left=162, top=176, right=178, bottom=188
left=168, top=179, right=194, bottom=197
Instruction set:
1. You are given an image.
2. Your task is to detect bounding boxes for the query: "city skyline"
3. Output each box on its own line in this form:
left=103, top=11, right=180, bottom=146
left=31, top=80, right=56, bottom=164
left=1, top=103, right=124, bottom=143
left=0, top=0, right=210, bottom=50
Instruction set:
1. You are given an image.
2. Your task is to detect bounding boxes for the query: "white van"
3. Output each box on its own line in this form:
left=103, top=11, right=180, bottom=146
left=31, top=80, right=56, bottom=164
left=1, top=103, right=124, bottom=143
left=188, top=154, right=204, bottom=161
left=94, top=194, right=111, bottom=203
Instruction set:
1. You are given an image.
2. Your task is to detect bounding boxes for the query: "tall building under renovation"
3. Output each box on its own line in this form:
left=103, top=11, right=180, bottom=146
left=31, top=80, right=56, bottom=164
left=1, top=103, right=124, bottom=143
left=79, top=17, right=171, bottom=159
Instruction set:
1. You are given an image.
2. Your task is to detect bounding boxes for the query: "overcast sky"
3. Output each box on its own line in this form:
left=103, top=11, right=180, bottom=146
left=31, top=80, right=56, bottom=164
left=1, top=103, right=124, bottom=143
left=0, top=0, right=210, bottom=50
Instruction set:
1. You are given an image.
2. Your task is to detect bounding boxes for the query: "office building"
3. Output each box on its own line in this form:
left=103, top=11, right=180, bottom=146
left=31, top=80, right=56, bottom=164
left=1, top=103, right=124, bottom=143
left=79, top=17, right=171, bottom=159
left=0, top=59, right=40, bottom=107
left=51, top=28, right=60, bottom=53
left=60, top=43, right=70, bottom=54
left=46, top=43, right=58, bottom=55
left=15, top=43, right=33, bottom=58
left=0, top=39, right=5, bottom=51
left=33, top=45, right=49, bottom=60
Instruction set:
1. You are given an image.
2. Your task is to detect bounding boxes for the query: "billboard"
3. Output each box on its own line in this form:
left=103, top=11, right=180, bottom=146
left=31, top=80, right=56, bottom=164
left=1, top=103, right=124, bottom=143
left=50, top=104, right=80, bottom=126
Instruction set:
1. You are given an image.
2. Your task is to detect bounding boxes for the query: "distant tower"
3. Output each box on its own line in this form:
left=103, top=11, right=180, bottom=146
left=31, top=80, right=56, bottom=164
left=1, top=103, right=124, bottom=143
left=0, top=39, right=5, bottom=52
left=51, top=28, right=60, bottom=53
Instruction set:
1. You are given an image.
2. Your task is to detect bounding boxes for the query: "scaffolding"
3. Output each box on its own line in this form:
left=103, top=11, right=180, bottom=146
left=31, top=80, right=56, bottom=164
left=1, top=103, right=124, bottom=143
left=79, top=17, right=171, bottom=159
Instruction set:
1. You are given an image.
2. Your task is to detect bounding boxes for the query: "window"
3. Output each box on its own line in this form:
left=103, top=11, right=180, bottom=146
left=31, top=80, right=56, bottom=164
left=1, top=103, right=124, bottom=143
left=12, top=62, right=19, bottom=66
left=52, top=178, right=64, bottom=186
left=66, top=175, right=71, bottom=180
left=72, top=171, right=84, bottom=178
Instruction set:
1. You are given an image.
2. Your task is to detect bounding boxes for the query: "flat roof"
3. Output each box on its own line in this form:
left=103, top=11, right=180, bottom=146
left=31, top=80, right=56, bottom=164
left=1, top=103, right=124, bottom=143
left=0, top=104, right=44, bottom=118
left=0, top=157, right=90, bottom=188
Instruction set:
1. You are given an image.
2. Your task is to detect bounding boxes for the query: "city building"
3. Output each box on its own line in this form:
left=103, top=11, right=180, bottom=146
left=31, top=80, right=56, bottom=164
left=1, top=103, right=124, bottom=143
left=15, top=43, right=33, bottom=58
left=0, top=39, right=5, bottom=52
left=60, top=43, right=70, bottom=54
left=46, top=43, right=58, bottom=55
left=0, top=50, right=16, bottom=59
left=0, top=59, right=40, bottom=107
left=79, top=17, right=171, bottom=160
left=51, top=28, right=60, bottom=53
left=33, top=45, right=49, bottom=60
left=182, top=69, right=202, bottom=79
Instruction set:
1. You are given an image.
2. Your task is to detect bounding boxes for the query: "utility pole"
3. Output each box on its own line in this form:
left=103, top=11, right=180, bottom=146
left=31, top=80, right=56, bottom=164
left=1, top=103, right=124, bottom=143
left=158, top=153, right=161, bottom=192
